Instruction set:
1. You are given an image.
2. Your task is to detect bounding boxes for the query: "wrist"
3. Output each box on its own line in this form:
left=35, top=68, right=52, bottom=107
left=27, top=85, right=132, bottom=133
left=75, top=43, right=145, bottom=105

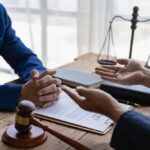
left=108, top=100, right=129, bottom=122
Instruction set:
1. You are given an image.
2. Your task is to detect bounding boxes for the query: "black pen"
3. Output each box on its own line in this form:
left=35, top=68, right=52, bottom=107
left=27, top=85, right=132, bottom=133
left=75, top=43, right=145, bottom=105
left=117, top=99, right=140, bottom=107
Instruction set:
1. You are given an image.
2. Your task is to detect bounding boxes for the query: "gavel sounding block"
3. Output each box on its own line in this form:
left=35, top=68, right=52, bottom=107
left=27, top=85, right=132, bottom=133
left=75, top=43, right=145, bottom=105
left=2, top=124, right=47, bottom=148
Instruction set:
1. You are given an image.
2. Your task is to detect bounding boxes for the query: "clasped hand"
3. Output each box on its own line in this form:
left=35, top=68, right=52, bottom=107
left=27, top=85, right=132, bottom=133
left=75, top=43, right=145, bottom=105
left=20, top=70, right=61, bottom=108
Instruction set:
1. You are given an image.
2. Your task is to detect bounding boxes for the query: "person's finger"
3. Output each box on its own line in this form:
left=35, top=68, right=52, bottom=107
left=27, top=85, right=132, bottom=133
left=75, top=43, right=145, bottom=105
left=38, top=84, right=57, bottom=96
left=37, top=77, right=61, bottom=88
left=56, top=78, right=62, bottom=86
left=62, top=85, right=96, bottom=111
left=62, top=85, right=85, bottom=105
left=38, top=84, right=61, bottom=96
left=39, top=69, right=56, bottom=79
left=56, top=87, right=62, bottom=95
left=36, top=75, right=53, bottom=87
left=117, top=59, right=129, bottom=65
left=42, top=101, right=54, bottom=108
left=76, top=86, right=95, bottom=100
left=38, top=93, right=59, bottom=102
left=95, top=70, right=117, bottom=77
left=95, top=66, right=116, bottom=73
left=98, top=65, right=120, bottom=72
left=101, top=76, right=118, bottom=83
left=30, top=69, right=40, bottom=80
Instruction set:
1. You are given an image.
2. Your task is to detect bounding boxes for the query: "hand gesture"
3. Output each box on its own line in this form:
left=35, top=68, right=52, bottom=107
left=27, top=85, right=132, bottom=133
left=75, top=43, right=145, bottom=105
left=62, top=85, right=128, bottom=122
left=20, top=69, right=61, bottom=108
left=95, top=59, right=145, bottom=85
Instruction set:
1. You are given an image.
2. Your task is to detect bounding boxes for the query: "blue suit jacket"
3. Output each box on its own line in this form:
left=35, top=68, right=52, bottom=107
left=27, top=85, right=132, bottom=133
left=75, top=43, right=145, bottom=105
left=110, top=110, right=150, bottom=150
left=0, top=4, right=46, bottom=110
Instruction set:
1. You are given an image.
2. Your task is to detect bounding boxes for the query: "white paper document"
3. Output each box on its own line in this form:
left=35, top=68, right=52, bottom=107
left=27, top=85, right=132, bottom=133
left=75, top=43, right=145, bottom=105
left=35, top=91, right=130, bottom=134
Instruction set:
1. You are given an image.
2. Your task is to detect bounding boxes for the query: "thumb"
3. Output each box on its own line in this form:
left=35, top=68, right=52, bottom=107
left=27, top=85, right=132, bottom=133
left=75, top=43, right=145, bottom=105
left=30, top=69, right=40, bottom=80
left=76, top=86, right=92, bottom=98
left=39, top=70, right=56, bottom=79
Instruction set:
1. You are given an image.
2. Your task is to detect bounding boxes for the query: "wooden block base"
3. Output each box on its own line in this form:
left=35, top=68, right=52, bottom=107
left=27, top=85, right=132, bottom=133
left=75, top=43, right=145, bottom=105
left=2, top=124, right=47, bottom=148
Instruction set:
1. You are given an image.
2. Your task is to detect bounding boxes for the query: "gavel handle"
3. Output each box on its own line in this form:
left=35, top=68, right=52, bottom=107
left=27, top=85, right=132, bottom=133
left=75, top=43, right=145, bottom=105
left=30, top=118, right=90, bottom=150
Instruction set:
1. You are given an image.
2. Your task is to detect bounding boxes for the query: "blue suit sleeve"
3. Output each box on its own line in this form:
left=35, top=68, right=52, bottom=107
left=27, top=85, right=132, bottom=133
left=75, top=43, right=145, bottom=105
left=0, top=4, right=47, bottom=110
left=0, top=84, right=22, bottom=110
left=0, top=4, right=46, bottom=82
left=110, top=110, right=150, bottom=150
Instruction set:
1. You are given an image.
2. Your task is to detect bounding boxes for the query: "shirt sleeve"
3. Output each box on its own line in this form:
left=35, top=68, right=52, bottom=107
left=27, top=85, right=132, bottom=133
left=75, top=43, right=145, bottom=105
left=0, top=84, right=22, bottom=110
left=110, top=110, right=150, bottom=150
left=0, top=4, right=46, bottom=82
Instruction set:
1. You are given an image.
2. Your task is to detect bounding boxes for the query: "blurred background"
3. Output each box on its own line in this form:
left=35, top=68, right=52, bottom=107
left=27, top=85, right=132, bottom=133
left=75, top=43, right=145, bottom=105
left=0, top=0, right=150, bottom=83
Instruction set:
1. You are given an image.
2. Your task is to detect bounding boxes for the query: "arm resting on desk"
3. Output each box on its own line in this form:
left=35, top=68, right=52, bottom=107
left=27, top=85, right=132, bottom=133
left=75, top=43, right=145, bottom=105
left=110, top=110, right=150, bottom=150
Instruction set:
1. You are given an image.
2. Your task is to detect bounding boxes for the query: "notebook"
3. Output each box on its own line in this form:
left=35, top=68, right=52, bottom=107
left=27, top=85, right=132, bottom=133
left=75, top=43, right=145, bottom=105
left=34, top=91, right=131, bottom=134
left=53, top=68, right=102, bottom=88
left=100, top=81, right=150, bottom=105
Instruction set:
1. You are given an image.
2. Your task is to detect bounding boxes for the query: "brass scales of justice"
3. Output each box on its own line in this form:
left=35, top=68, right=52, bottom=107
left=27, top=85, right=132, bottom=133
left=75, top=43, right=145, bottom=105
left=97, top=6, right=150, bottom=68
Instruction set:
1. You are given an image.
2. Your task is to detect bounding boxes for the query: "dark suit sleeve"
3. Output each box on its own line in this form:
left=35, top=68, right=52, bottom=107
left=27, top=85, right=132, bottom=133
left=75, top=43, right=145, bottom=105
left=110, top=110, right=150, bottom=150
left=0, top=4, right=46, bottom=82
left=0, top=84, right=22, bottom=110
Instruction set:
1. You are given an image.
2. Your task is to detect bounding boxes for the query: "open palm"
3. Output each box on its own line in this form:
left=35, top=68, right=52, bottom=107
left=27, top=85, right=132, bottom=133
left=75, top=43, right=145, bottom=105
left=62, top=85, right=128, bottom=122
left=95, top=59, right=145, bottom=85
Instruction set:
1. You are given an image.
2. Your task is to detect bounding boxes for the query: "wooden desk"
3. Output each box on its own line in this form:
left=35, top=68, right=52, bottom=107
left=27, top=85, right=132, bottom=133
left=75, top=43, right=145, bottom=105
left=0, top=53, right=149, bottom=150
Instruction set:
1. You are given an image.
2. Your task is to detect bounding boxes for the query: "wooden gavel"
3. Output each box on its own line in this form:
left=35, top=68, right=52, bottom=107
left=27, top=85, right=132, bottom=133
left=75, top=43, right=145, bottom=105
left=2, top=100, right=90, bottom=150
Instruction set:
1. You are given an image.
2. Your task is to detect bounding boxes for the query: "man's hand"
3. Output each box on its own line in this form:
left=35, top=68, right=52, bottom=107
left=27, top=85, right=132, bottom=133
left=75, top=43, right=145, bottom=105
left=20, top=70, right=61, bottom=108
left=62, top=85, right=128, bottom=122
left=95, top=59, right=146, bottom=85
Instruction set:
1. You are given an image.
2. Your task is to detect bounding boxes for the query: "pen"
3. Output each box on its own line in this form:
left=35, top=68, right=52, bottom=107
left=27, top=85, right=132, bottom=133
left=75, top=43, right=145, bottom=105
left=117, top=99, right=140, bottom=107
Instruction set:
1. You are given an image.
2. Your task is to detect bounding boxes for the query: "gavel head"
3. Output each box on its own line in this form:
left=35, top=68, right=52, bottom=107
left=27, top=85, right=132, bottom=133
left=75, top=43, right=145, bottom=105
left=15, top=100, right=35, bottom=134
